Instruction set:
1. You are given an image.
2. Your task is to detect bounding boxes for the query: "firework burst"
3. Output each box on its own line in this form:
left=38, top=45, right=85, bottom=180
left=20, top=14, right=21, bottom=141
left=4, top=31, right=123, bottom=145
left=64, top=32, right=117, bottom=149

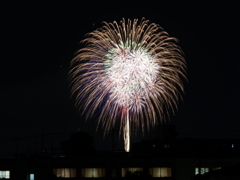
left=69, top=18, right=187, bottom=152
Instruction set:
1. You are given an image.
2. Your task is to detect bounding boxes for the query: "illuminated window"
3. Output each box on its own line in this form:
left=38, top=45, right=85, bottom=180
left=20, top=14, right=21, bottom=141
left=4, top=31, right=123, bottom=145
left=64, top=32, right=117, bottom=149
left=53, top=168, right=76, bottom=178
left=195, top=167, right=221, bottom=175
left=149, top=167, right=172, bottom=177
left=195, top=168, right=209, bottom=175
left=81, top=168, right=105, bottom=178
left=0, top=171, right=10, bottom=179
left=164, top=144, right=170, bottom=148
left=29, top=174, right=34, bottom=180
left=121, top=167, right=143, bottom=177
left=212, top=167, right=221, bottom=171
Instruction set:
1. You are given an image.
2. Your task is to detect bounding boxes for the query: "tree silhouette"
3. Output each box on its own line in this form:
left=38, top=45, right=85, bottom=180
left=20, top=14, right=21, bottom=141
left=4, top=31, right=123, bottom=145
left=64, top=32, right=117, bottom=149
left=62, top=131, right=96, bottom=157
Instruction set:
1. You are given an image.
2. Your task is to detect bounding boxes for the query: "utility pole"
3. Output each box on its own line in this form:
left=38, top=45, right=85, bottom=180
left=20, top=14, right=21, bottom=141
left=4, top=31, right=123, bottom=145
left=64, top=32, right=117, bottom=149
left=15, top=138, right=19, bottom=158
left=112, top=128, right=115, bottom=151
left=41, top=129, right=44, bottom=154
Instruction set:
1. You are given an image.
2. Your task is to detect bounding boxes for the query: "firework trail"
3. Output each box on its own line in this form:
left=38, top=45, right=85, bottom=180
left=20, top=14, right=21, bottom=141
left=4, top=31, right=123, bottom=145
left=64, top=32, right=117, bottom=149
left=69, top=18, right=187, bottom=152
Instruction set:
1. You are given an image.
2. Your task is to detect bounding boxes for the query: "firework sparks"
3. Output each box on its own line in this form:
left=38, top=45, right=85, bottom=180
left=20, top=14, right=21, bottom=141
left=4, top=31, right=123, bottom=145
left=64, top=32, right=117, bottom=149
left=69, top=18, right=187, bottom=152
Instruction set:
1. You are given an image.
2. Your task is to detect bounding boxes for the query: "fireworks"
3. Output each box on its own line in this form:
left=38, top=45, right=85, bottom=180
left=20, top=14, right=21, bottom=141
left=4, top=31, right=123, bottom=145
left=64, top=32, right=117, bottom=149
left=69, top=18, right=187, bottom=152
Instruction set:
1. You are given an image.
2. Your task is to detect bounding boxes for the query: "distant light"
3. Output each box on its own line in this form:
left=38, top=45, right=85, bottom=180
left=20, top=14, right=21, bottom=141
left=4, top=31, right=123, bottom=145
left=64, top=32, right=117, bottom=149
left=232, top=144, right=234, bottom=148
left=153, top=144, right=155, bottom=148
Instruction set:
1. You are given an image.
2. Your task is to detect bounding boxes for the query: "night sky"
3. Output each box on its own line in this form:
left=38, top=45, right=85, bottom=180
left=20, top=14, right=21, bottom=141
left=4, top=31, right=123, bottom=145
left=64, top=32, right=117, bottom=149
left=0, top=1, right=239, bottom=157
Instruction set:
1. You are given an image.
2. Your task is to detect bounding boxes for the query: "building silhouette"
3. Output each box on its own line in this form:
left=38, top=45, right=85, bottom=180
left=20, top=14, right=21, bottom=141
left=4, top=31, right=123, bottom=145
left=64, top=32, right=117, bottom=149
left=1, top=126, right=240, bottom=179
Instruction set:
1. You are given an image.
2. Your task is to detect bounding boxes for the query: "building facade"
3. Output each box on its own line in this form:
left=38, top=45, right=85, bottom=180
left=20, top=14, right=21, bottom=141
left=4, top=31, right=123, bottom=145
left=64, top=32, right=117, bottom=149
left=1, top=137, right=240, bottom=180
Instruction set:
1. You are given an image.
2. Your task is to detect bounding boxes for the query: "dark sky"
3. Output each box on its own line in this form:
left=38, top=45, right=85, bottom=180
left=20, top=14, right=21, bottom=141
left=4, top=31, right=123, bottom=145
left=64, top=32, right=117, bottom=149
left=0, top=1, right=239, bottom=157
